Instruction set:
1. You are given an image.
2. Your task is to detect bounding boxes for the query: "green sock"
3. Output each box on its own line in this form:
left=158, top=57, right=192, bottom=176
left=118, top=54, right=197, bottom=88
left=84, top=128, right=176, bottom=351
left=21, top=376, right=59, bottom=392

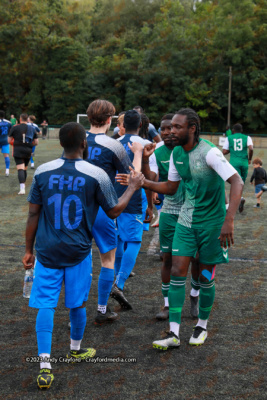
left=161, top=282, right=170, bottom=298
left=199, top=279, right=215, bottom=320
left=191, top=277, right=200, bottom=291
left=168, top=276, right=187, bottom=324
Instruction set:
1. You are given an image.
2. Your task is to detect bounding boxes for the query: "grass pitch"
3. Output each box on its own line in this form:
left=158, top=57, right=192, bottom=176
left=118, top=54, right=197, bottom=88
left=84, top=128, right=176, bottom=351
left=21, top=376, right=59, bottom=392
left=0, top=139, right=266, bottom=399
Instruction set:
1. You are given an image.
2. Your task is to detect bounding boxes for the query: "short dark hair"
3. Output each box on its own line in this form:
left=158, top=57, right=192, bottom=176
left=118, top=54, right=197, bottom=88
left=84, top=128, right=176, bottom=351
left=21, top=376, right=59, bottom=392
left=161, top=113, right=174, bottom=121
left=175, top=108, right=201, bottom=143
left=20, top=113, right=28, bottom=122
left=87, top=99, right=115, bottom=127
left=232, top=123, right=243, bottom=133
left=139, top=113, right=150, bottom=139
left=133, top=105, right=144, bottom=113
left=59, top=122, right=86, bottom=152
left=124, top=110, right=141, bottom=132
left=252, top=158, right=262, bottom=166
left=0, top=110, right=5, bottom=119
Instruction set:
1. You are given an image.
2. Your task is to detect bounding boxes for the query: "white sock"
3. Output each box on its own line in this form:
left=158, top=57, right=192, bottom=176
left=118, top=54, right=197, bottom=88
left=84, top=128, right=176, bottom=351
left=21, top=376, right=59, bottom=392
left=158, top=209, right=161, bottom=217
left=40, top=353, right=51, bottom=370
left=170, top=322, right=180, bottom=337
left=164, top=297, right=169, bottom=307
left=196, top=318, right=208, bottom=330
left=6, top=169, right=9, bottom=174
left=70, top=339, right=82, bottom=350
left=20, top=183, right=25, bottom=190
left=31, top=163, right=34, bottom=167
left=98, top=305, right=106, bottom=314
left=190, top=288, right=199, bottom=297
left=225, top=203, right=229, bottom=210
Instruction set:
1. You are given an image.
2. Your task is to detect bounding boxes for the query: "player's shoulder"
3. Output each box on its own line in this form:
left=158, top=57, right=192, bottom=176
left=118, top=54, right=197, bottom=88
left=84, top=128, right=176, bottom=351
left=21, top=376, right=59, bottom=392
left=35, top=159, right=65, bottom=176
left=128, top=135, right=150, bottom=147
left=75, top=160, right=111, bottom=184
left=0, top=119, right=11, bottom=125
left=155, top=140, right=164, bottom=149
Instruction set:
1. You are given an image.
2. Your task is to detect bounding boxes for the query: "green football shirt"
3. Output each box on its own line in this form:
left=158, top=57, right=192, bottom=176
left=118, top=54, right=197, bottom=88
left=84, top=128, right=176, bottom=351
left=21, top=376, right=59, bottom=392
left=224, top=133, right=253, bottom=167
left=168, top=139, right=236, bottom=229
left=149, top=142, right=184, bottom=215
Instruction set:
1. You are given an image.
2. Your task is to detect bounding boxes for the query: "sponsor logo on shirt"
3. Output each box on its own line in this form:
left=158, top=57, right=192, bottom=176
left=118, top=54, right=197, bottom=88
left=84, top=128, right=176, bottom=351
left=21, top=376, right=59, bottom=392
left=173, top=249, right=179, bottom=252
left=161, top=161, right=170, bottom=164
left=176, top=162, right=183, bottom=164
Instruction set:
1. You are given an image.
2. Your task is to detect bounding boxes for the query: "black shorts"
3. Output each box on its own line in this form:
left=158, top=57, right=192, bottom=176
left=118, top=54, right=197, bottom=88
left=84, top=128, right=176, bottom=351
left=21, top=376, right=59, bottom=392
left=14, top=157, right=30, bottom=167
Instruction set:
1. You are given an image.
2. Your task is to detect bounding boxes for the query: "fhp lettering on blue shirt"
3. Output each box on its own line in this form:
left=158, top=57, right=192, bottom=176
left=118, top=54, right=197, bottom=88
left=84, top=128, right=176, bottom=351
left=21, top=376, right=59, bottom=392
left=88, top=146, right=102, bottom=160
left=49, top=175, right=86, bottom=191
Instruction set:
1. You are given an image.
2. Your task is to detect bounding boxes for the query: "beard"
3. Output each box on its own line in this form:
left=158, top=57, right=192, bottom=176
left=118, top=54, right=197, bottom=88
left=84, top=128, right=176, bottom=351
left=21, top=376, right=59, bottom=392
left=171, top=132, right=189, bottom=147
left=83, top=141, right=89, bottom=160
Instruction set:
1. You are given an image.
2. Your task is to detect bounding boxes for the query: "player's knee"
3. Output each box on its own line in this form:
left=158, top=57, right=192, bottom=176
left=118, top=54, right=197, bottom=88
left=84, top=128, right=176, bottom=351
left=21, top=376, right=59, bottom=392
left=79, top=302, right=86, bottom=308
left=36, top=308, right=55, bottom=332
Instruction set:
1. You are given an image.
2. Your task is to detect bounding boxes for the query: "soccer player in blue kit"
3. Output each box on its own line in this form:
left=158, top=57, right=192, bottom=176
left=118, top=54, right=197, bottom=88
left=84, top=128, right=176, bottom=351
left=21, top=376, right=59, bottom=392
left=22, top=122, right=144, bottom=389
left=0, top=110, right=12, bottom=176
left=111, top=110, right=151, bottom=309
left=28, top=115, right=40, bottom=169
left=85, top=100, right=144, bottom=324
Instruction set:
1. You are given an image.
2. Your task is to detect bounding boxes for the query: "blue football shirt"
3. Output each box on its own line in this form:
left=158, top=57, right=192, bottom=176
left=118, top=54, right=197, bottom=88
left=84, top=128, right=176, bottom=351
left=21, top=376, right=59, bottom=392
left=86, top=132, right=133, bottom=184
left=28, top=122, right=40, bottom=134
left=0, top=119, right=12, bottom=146
left=115, top=134, right=150, bottom=214
left=27, top=158, right=118, bottom=269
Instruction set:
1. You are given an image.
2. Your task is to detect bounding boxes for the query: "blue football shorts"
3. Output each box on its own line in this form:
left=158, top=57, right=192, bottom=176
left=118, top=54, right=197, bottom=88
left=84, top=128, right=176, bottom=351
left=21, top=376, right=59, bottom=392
left=116, top=213, right=143, bottom=242
left=0, top=144, right=9, bottom=154
left=92, top=206, right=117, bottom=253
left=29, top=252, right=92, bottom=309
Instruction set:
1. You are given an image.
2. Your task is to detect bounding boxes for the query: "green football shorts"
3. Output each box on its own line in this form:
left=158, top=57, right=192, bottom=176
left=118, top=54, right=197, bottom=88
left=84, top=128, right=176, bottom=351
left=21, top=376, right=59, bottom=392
left=159, top=212, right=179, bottom=253
left=231, top=163, right=248, bottom=183
left=172, top=223, right=229, bottom=265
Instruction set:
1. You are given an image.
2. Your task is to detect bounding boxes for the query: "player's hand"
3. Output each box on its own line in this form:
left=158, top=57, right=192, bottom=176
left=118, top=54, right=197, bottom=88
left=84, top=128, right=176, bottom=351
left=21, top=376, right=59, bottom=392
left=115, top=173, right=130, bottom=186
left=153, top=192, right=162, bottom=205
left=128, top=141, right=143, bottom=154
left=143, top=143, right=156, bottom=158
left=22, top=253, right=35, bottom=270
left=144, top=206, right=153, bottom=223
left=248, top=159, right=251, bottom=165
left=128, top=169, right=145, bottom=191
left=219, top=216, right=234, bottom=248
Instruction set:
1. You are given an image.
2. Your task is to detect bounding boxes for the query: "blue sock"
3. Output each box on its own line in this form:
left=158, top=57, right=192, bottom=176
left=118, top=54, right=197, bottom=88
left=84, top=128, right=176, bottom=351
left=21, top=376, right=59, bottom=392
left=70, top=307, right=87, bottom=340
left=114, top=236, right=124, bottom=277
left=98, top=267, right=114, bottom=306
left=116, top=241, right=141, bottom=290
left=30, top=155, right=34, bottom=163
left=36, top=308, right=55, bottom=355
left=4, top=156, right=10, bottom=169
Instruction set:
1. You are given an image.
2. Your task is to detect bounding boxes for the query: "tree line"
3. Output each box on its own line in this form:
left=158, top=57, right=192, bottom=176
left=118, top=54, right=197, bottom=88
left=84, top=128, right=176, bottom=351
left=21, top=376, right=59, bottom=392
left=0, top=0, right=266, bottom=132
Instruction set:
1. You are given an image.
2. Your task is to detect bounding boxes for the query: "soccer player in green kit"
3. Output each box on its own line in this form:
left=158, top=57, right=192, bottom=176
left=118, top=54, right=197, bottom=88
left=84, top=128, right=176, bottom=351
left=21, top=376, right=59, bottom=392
left=142, top=114, right=200, bottom=320
left=222, top=123, right=253, bottom=212
left=142, top=108, right=243, bottom=348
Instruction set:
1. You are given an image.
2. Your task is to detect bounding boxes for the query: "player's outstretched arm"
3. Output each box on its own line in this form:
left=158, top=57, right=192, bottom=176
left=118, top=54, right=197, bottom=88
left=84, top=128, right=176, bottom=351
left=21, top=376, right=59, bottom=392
left=106, top=170, right=145, bottom=219
left=22, top=203, right=41, bottom=269
left=142, top=143, right=157, bottom=180
left=219, top=173, right=243, bottom=248
left=129, top=142, right=143, bottom=172
left=143, top=178, right=179, bottom=196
